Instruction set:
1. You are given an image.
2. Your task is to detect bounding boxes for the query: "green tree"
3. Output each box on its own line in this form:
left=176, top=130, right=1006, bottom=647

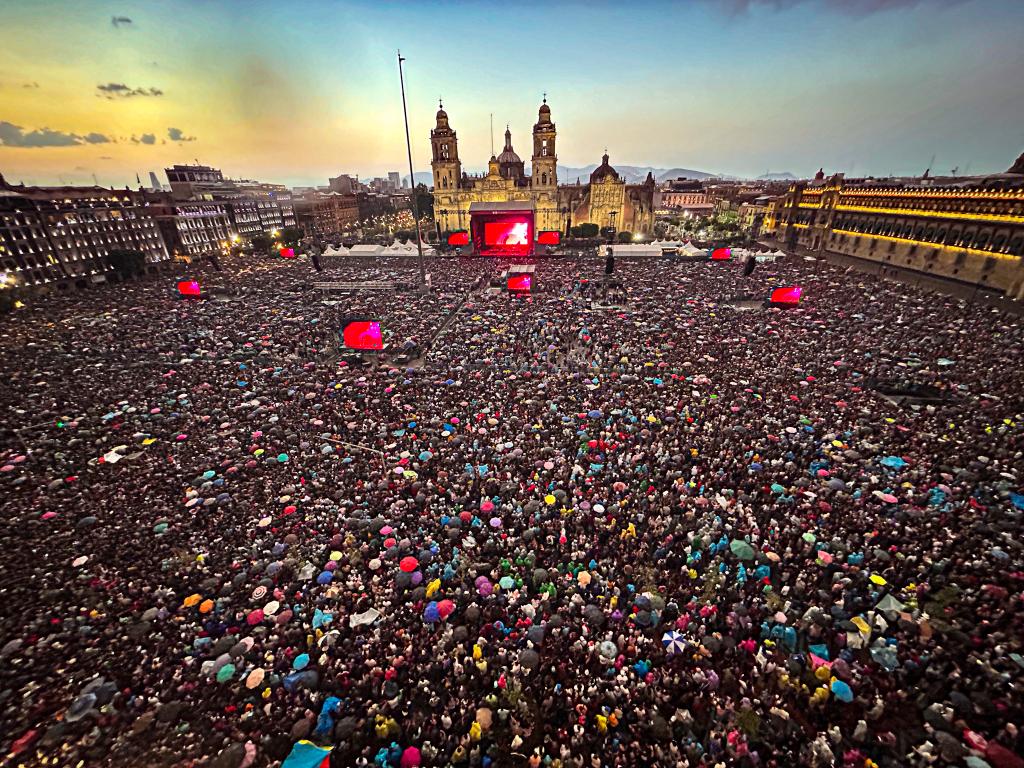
left=394, top=229, right=415, bottom=242
left=249, top=233, right=272, bottom=254
left=280, top=226, right=303, bottom=246
left=413, top=183, right=434, bottom=221
left=107, top=249, right=146, bottom=278
left=573, top=222, right=599, bottom=238
left=617, top=231, right=633, bottom=243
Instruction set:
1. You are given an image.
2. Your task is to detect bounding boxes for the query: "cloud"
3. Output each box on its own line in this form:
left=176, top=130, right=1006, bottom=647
left=0, top=121, right=91, bottom=148
left=97, top=82, right=163, bottom=99
left=111, top=15, right=133, bottom=28
left=83, top=132, right=112, bottom=144
left=132, top=133, right=156, bottom=145
left=99, top=156, right=113, bottom=160
left=167, top=127, right=196, bottom=142
left=23, top=82, right=40, bottom=89
left=718, top=0, right=967, bottom=13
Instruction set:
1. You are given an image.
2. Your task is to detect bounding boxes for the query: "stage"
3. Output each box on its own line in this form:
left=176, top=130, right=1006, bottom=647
left=469, top=201, right=535, bottom=257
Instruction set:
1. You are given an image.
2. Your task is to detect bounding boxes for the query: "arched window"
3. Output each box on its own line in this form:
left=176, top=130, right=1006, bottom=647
left=542, top=173, right=548, bottom=185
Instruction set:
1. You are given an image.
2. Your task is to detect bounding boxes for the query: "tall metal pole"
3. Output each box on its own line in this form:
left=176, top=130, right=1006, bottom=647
left=398, top=51, right=426, bottom=288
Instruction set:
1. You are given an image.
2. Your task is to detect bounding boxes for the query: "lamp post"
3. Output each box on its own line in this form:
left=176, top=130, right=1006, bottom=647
left=397, top=50, right=426, bottom=288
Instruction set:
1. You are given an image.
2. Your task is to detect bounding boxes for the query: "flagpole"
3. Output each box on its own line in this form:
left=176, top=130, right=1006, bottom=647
left=398, top=50, right=426, bottom=288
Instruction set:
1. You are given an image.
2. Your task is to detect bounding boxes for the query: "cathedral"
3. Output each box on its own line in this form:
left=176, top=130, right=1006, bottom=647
left=430, top=98, right=656, bottom=237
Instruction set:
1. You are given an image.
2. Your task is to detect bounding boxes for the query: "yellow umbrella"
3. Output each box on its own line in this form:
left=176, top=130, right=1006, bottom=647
left=183, top=593, right=202, bottom=608
left=544, top=494, right=556, bottom=505
left=851, top=616, right=871, bottom=634
left=869, top=574, right=887, bottom=586
left=425, top=578, right=441, bottom=598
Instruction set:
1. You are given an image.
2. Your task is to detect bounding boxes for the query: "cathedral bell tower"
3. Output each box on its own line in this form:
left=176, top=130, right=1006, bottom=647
left=531, top=96, right=557, bottom=190
left=430, top=101, right=461, bottom=192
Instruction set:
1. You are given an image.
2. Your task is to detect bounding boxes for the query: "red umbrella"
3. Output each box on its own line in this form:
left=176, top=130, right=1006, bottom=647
left=400, top=556, right=418, bottom=573
left=246, top=609, right=264, bottom=625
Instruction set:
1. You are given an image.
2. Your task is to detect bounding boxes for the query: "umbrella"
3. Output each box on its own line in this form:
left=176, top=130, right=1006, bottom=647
left=598, top=640, right=618, bottom=659
left=293, top=653, right=310, bottom=670
left=245, top=668, right=265, bottom=689
left=662, top=630, right=687, bottom=654
left=216, top=663, right=236, bottom=683
left=869, top=574, right=887, bottom=586
left=499, top=576, right=514, bottom=589
left=729, top=540, right=755, bottom=560
left=583, top=604, right=605, bottom=626
left=400, top=556, right=418, bottom=573
left=519, top=649, right=540, bottom=669
left=830, top=679, right=854, bottom=702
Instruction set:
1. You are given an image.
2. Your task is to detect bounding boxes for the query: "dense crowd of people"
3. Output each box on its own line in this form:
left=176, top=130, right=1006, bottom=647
left=0, top=251, right=1021, bottom=767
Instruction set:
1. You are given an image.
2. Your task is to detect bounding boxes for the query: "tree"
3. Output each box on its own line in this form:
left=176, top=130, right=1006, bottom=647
left=617, top=231, right=633, bottom=244
left=413, top=183, right=434, bottom=221
left=280, top=226, right=303, bottom=247
left=571, top=223, right=599, bottom=238
left=394, top=229, right=415, bottom=242
left=107, top=249, right=146, bottom=278
left=249, top=234, right=272, bottom=254
left=0, top=291, right=14, bottom=315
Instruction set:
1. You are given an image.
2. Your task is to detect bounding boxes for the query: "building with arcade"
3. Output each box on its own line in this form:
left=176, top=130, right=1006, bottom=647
left=430, top=98, right=655, bottom=243
left=762, top=162, right=1024, bottom=298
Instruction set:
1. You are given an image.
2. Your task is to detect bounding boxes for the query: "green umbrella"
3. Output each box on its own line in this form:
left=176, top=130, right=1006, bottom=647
left=802, top=532, right=817, bottom=544
left=216, top=663, right=236, bottom=683
left=729, top=540, right=756, bottom=560
left=770, top=483, right=785, bottom=494
left=498, top=576, right=514, bottom=589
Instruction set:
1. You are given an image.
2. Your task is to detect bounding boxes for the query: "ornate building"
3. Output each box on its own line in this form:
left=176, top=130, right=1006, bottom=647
left=430, top=99, right=654, bottom=236
left=762, top=167, right=1024, bottom=297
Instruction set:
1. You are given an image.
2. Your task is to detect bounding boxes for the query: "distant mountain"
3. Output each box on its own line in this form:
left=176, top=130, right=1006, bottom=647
left=756, top=172, right=797, bottom=181
left=403, top=172, right=434, bottom=188
left=559, top=165, right=718, bottom=185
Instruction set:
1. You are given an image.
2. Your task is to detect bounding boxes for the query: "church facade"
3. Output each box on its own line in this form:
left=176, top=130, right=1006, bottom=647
left=430, top=99, right=655, bottom=237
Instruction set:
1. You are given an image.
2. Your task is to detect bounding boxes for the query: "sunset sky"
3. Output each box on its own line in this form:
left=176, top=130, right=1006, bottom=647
left=1, top=0, right=1022, bottom=188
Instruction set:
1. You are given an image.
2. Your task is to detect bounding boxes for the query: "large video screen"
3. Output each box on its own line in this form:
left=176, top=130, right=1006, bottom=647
left=341, top=320, right=384, bottom=350
left=447, top=231, right=469, bottom=246
left=537, top=230, right=561, bottom=246
left=177, top=280, right=201, bottom=297
left=711, top=247, right=732, bottom=261
left=471, top=212, right=534, bottom=256
left=507, top=274, right=532, bottom=293
left=769, top=286, right=802, bottom=305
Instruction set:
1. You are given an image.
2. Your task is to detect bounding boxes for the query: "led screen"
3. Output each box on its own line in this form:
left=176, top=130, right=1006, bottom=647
left=485, top=221, right=530, bottom=248
left=280, top=247, right=295, bottom=259
left=507, top=274, right=532, bottom=292
left=537, top=230, right=561, bottom=245
left=341, top=321, right=384, bottom=350
left=769, top=286, right=803, bottom=305
left=447, top=231, right=469, bottom=246
left=471, top=212, right=534, bottom=256
left=177, top=280, right=201, bottom=297
left=711, top=247, right=732, bottom=260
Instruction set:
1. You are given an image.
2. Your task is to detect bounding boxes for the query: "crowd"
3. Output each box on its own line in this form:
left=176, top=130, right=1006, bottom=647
left=0, top=251, right=1022, bottom=768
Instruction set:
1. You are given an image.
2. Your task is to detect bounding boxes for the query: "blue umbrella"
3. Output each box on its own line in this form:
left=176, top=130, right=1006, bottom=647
left=662, top=630, right=687, bottom=655
left=587, top=410, right=602, bottom=419
left=880, top=456, right=906, bottom=469
left=293, top=653, right=310, bottom=670
left=316, top=570, right=333, bottom=585
left=831, top=679, right=854, bottom=702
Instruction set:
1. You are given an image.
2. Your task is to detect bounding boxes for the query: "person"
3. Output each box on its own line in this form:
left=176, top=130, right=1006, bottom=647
left=0, top=249, right=1021, bottom=767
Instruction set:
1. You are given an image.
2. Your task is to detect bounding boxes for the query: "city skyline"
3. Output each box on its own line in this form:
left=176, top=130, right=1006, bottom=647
left=2, top=0, right=1023, bottom=188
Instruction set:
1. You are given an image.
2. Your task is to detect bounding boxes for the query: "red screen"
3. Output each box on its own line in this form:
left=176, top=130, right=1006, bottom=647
left=342, top=321, right=383, bottom=350
left=769, top=286, right=802, bottom=305
left=472, top=212, right=534, bottom=256
left=177, top=280, right=201, bottom=297
left=280, top=247, right=295, bottom=259
left=711, top=247, right=731, bottom=260
left=537, top=230, right=560, bottom=245
left=507, top=274, right=532, bottom=292
left=447, top=231, right=469, bottom=246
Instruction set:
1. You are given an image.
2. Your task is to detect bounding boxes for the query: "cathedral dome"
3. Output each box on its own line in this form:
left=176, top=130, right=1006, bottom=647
left=590, top=153, right=619, bottom=182
left=497, top=126, right=523, bottom=169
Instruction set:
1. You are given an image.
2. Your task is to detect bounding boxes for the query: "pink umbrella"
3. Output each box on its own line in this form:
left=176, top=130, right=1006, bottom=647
left=246, top=609, right=264, bottom=625
left=437, top=599, right=455, bottom=619
left=480, top=500, right=495, bottom=513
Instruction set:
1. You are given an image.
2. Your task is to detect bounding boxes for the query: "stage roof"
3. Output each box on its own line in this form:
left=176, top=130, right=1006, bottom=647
left=469, top=201, right=535, bottom=213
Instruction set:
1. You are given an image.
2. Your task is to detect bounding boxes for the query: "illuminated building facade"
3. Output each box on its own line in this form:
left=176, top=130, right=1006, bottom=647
left=430, top=99, right=655, bottom=236
left=0, top=180, right=168, bottom=288
left=764, top=171, right=1024, bottom=297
